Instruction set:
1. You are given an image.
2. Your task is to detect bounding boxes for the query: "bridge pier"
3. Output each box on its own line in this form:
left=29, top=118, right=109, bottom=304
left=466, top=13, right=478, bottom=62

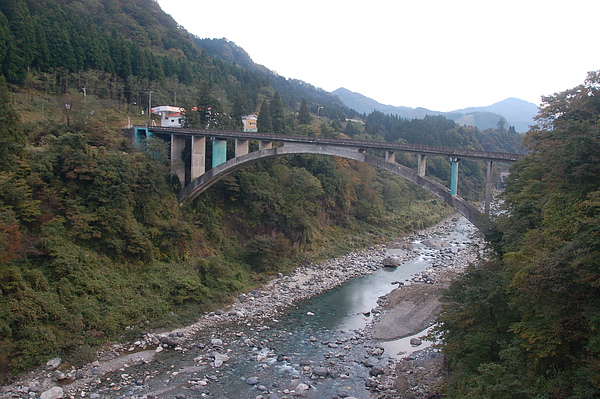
left=259, top=141, right=273, bottom=150
left=417, top=154, right=427, bottom=177
left=212, top=138, right=227, bottom=167
left=235, top=139, right=249, bottom=157
left=385, top=150, right=396, bottom=163
left=191, top=136, right=206, bottom=180
left=450, top=157, right=460, bottom=196
left=484, top=160, right=494, bottom=215
left=171, top=135, right=186, bottom=186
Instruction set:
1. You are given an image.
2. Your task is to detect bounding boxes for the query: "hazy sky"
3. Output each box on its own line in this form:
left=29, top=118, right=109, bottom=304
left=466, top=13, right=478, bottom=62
left=156, top=0, right=599, bottom=112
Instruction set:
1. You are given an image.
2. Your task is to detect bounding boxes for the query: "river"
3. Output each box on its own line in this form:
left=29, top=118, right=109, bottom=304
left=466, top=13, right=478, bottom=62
left=48, top=216, right=478, bottom=399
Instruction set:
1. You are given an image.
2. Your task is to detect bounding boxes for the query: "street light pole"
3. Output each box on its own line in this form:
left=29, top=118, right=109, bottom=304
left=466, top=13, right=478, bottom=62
left=316, top=106, right=323, bottom=136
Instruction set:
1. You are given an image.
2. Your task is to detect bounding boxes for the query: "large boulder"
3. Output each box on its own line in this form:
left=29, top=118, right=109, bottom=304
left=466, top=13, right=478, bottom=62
left=382, top=256, right=400, bottom=267
left=40, top=387, right=64, bottom=399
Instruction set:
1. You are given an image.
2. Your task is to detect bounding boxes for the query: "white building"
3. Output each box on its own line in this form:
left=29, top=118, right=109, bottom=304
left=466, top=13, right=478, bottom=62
left=151, top=106, right=184, bottom=127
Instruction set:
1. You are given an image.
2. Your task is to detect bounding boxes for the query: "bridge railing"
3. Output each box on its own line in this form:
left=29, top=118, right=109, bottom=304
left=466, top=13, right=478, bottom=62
left=145, top=126, right=525, bottom=163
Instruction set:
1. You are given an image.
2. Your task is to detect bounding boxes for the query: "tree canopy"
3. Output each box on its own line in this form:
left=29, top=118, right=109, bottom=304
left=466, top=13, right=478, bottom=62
left=435, top=71, right=600, bottom=398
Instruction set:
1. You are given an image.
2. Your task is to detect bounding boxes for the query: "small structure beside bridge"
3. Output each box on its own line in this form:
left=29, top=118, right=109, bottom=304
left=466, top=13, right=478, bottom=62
left=131, top=126, right=524, bottom=229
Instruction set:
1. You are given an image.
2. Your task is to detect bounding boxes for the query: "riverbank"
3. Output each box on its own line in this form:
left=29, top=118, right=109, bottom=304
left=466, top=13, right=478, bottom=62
left=364, top=219, right=482, bottom=398
left=2, top=214, right=480, bottom=399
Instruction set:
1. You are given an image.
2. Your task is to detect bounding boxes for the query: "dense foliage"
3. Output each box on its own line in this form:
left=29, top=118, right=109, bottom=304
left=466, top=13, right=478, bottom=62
left=434, top=71, right=600, bottom=398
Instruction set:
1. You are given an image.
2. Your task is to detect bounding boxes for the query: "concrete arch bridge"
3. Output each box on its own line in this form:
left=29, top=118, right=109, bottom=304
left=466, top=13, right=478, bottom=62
left=133, top=127, right=524, bottom=229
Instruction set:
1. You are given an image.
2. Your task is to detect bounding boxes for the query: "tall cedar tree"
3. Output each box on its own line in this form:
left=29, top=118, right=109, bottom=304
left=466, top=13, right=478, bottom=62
left=297, top=99, right=312, bottom=125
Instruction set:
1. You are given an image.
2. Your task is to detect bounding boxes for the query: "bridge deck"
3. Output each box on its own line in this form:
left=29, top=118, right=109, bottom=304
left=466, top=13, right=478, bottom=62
left=146, top=126, right=524, bottom=163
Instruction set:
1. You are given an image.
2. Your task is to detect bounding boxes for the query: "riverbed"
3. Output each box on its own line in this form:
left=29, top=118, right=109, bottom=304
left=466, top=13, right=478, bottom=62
left=5, top=215, right=479, bottom=399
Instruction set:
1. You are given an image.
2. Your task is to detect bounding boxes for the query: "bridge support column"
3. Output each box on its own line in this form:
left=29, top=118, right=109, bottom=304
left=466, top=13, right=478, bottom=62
left=385, top=150, right=396, bottom=163
left=450, top=157, right=460, bottom=196
left=171, top=135, right=186, bottom=187
left=259, top=141, right=273, bottom=150
left=484, top=160, right=494, bottom=215
left=417, top=154, right=427, bottom=177
left=212, top=138, right=227, bottom=167
left=191, top=136, right=206, bottom=180
left=235, top=139, right=249, bottom=157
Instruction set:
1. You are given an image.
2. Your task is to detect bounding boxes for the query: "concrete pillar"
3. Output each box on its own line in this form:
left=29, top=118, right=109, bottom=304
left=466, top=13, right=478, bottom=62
left=190, top=136, right=206, bottom=180
left=484, top=160, right=494, bottom=215
left=212, top=139, right=227, bottom=167
left=417, top=154, right=427, bottom=177
left=171, top=135, right=186, bottom=187
left=259, top=141, right=273, bottom=150
left=385, top=150, right=396, bottom=163
left=235, top=139, right=249, bottom=157
left=450, top=157, right=460, bottom=196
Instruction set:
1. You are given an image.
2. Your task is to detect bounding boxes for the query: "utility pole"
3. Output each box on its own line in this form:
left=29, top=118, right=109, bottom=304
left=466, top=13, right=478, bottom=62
left=316, top=106, right=323, bottom=137
left=147, top=89, right=153, bottom=126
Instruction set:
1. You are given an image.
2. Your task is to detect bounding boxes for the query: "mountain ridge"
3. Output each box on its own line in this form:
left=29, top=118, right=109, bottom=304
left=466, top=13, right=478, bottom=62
left=332, top=87, right=538, bottom=132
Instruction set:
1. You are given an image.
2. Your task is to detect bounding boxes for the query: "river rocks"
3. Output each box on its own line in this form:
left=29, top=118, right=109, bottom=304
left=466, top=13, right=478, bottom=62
left=160, top=335, right=180, bottom=348
left=246, top=376, right=259, bottom=385
left=382, top=256, right=401, bottom=267
left=40, top=386, right=64, bottom=399
left=45, top=357, right=61, bottom=371
left=292, top=382, right=310, bottom=396
left=212, top=352, right=229, bottom=367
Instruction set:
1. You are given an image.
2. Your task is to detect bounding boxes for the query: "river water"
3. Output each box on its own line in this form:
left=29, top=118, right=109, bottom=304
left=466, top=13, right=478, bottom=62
left=82, top=217, right=477, bottom=399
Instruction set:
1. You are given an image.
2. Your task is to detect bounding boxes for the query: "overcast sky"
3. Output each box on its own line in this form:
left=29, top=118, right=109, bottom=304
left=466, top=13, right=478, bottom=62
left=156, top=0, right=600, bottom=112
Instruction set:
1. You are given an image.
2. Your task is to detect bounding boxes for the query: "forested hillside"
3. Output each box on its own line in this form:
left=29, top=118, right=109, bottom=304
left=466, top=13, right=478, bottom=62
left=434, top=71, right=600, bottom=398
left=0, top=0, right=523, bottom=381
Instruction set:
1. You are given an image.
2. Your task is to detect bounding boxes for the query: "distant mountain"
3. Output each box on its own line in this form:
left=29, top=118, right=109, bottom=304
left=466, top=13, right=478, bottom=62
left=332, top=88, right=538, bottom=132
left=453, top=97, right=539, bottom=133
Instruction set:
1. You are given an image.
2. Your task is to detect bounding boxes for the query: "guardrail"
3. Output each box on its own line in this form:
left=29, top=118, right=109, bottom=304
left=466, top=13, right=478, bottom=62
left=146, top=126, right=525, bottom=163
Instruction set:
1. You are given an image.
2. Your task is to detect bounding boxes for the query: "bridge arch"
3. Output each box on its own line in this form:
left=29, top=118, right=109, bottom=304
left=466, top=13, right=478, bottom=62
left=178, top=143, right=484, bottom=227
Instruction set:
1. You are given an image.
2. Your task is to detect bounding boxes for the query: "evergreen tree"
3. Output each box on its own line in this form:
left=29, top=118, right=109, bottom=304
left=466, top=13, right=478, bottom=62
left=0, top=76, right=25, bottom=171
left=270, top=92, right=285, bottom=134
left=257, top=100, right=272, bottom=132
left=297, top=99, right=311, bottom=125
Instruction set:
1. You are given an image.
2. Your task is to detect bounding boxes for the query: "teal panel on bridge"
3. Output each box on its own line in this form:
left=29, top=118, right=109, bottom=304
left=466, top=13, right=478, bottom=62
left=133, top=127, right=153, bottom=148
left=450, top=159, right=459, bottom=196
left=212, top=139, right=227, bottom=167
